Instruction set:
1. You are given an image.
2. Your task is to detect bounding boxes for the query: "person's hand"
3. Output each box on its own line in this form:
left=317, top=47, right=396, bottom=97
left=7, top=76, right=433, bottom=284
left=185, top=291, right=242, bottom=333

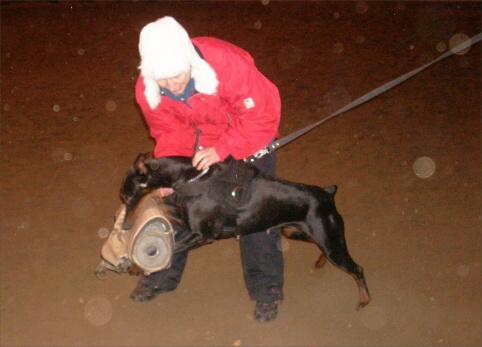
left=157, top=188, right=174, bottom=197
left=192, top=146, right=220, bottom=171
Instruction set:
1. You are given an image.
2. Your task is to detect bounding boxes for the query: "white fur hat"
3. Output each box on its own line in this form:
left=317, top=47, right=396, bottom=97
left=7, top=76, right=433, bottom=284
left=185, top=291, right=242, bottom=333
left=138, top=16, right=218, bottom=109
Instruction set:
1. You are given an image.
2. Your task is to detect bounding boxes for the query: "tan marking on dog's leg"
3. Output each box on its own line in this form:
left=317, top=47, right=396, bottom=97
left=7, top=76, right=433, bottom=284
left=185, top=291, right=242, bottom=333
left=349, top=273, right=372, bottom=310
left=315, top=252, right=328, bottom=269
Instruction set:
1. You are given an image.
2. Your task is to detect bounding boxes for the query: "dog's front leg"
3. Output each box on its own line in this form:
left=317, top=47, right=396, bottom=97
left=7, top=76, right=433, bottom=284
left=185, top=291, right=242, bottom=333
left=172, top=230, right=209, bottom=253
left=171, top=195, right=219, bottom=253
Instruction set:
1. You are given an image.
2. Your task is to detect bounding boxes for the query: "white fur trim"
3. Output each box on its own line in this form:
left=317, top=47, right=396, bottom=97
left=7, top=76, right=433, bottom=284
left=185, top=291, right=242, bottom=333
left=138, top=16, right=218, bottom=109
left=191, top=55, right=218, bottom=96
left=143, top=78, right=161, bottom=110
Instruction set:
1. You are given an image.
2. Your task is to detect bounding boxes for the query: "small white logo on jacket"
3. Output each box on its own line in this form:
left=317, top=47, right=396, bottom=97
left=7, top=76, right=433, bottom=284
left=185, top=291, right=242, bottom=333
left=243, top=97, right=255, bottom=109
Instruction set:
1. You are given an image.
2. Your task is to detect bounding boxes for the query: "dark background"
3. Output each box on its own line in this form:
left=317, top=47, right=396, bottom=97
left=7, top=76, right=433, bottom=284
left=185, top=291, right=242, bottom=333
left=1, top=1, right=480, bottom=346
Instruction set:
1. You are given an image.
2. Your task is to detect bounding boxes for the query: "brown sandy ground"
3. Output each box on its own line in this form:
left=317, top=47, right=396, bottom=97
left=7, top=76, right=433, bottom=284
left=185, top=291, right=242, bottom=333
left=1, top=1, right=481, bottom=346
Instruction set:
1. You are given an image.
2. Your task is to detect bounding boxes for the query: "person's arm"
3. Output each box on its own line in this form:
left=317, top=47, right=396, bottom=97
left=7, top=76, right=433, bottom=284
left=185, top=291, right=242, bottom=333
left=202, top=41, right=281, bottom=161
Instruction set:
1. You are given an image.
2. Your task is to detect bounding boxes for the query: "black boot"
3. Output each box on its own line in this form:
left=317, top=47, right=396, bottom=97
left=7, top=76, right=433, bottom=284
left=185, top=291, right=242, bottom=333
left=130, top=276, right=166, bottom=302
left=253, top=301, right=278, bottom=323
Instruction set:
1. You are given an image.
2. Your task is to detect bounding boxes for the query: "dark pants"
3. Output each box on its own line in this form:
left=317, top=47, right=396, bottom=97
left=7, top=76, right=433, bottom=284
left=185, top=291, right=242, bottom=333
left=142, top=150, right=284, bottom=303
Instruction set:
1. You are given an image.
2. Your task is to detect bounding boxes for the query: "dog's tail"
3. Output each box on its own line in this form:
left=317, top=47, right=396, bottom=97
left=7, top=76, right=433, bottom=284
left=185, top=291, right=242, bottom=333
left=323, top=185, right=337, bottom=195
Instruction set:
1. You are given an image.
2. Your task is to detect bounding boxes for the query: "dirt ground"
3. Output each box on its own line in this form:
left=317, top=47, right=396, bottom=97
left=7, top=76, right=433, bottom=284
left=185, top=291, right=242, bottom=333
left=1, top=1, right=481, bottom=346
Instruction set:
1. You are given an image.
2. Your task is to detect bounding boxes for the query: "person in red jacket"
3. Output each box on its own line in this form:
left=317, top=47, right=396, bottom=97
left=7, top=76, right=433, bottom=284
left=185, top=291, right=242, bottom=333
left=131, top=16, right=283, bottom=323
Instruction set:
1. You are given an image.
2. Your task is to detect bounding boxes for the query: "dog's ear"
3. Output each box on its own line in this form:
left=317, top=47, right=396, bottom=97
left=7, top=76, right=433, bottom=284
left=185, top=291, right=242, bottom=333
left=134, top=153, right=149, bottom=175
left=323, top=185, right=338, bottom=196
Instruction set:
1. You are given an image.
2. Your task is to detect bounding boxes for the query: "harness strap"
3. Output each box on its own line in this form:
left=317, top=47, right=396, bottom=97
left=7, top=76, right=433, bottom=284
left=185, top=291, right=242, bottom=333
left=193, top=127, right=201, bottom=156
left=190, top=43, right=205, bottom=157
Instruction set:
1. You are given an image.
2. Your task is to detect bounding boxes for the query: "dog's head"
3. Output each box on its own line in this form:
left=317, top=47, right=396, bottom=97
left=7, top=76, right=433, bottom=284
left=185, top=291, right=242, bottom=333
left=120, top=153, right=158, bottom=229
left=120, top=153, right=194, bottom=229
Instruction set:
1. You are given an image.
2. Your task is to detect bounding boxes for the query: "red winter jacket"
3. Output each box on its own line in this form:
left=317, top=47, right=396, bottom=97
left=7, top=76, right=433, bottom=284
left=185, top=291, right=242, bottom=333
left=135, top=37, right=281, bottom=160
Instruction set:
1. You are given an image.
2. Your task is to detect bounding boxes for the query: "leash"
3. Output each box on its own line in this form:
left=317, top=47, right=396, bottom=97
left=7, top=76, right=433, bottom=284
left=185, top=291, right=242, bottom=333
left=193, top=127, right=201, bottom=156
left=252, top=32, right=482, bottom=159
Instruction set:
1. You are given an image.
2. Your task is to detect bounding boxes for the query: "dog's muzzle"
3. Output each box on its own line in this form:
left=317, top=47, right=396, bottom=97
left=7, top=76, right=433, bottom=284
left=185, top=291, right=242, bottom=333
left=95, top=196, right=174, bottom=280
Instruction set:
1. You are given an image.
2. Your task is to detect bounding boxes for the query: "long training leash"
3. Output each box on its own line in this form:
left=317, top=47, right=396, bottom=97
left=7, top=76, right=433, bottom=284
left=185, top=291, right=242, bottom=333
left=251, top=32, right=482, bottom=160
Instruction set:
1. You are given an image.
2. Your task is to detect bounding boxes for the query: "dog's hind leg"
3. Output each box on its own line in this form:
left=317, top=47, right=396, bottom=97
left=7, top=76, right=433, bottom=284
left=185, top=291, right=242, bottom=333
left=309, top=215, right=371, bottom=310
left=325, top=244, right=371, bottom=310
left=282, top=226, right=328, bottom=269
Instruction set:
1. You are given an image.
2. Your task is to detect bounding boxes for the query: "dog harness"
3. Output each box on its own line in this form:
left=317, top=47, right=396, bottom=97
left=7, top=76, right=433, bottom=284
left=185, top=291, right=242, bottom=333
left=173, top=159, right=256, bottom=231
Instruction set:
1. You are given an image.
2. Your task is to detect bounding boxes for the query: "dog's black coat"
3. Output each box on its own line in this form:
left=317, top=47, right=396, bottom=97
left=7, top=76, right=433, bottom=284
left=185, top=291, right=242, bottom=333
left=120, top=153, right=371, bottom=310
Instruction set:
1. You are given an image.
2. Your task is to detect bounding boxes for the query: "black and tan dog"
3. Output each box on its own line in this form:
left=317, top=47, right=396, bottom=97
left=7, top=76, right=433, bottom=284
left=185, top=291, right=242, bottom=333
left=120, top=153, right=371, bottom=310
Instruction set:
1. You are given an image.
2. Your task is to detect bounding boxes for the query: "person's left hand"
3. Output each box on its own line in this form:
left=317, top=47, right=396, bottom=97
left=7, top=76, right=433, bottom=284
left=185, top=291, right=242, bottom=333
left=192, top=146, right=220, bottom=171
